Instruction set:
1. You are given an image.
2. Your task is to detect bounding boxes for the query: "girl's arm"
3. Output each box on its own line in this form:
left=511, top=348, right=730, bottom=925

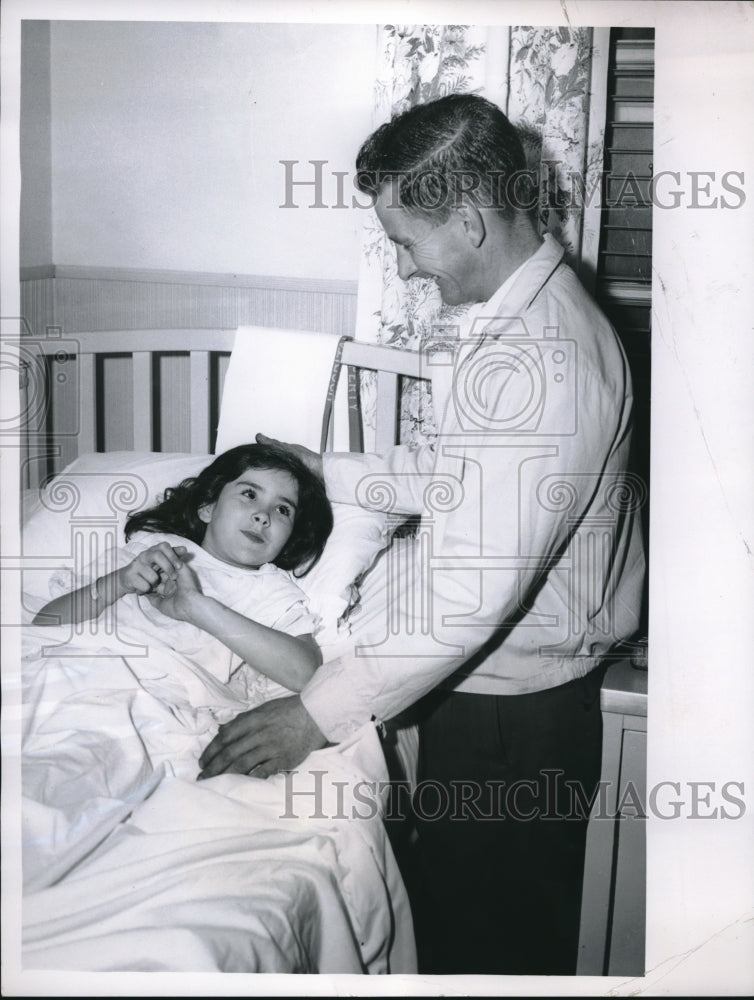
left=32, top=542, right=187, bottom=626
left=148, top=563, right=321, bottom=692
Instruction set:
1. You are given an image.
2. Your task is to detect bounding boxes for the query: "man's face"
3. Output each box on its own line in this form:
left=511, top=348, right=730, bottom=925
left=374, top=182, right=480, bottom=306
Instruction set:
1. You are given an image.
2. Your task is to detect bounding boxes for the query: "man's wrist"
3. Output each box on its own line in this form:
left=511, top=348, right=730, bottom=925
left=298, top=695, right=328, bottom=749
left=300, top=682, right=343, bottom=745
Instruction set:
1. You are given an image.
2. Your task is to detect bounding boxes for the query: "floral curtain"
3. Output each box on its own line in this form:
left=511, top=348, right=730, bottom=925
left=507, top=26, right=604, bottom=260
left=354, top=24, right=605, bottom=448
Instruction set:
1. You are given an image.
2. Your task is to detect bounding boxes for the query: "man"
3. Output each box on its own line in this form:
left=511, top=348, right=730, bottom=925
left=198, top=94, right=645, bottom=974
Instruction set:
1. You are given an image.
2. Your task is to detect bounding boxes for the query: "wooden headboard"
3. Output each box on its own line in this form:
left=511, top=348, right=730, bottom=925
left=19, top=328, right=426, bottom=489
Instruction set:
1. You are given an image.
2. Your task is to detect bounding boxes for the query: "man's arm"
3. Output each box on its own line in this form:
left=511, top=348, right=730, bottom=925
left=256, top=430, right=435, bottom=517
left=198, top=695, right=326, bottom=779
left=198, top=409, right=579, bottom=777
left=199, top=355, right=635, bottom=774
left=324, top=442, right=437, bottom=515
left=300, top=366, right=634, bottom=740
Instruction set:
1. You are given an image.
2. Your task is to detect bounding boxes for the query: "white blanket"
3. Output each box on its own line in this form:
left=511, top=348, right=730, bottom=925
left=19, top=621, right=416, bottom=974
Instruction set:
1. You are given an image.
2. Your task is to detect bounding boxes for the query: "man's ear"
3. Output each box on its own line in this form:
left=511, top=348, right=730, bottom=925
left=198, top=503, right=215, bottom=525
left=455, top=198, right=486, bottom=248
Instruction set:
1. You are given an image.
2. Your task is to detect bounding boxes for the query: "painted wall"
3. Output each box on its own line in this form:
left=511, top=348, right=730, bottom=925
left=24, top=20, right=376, bottom=279
left=20, top=20, right=52, bottom=268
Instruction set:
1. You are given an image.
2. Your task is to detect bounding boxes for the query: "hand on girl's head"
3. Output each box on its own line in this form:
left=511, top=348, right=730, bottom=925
left=255, top=433, right=324, bottom=481
left=120, top=542, right=188, bottom=596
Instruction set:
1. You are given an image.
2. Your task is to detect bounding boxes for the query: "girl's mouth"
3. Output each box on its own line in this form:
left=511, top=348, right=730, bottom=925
left=241, top=530, right=265, bottom=544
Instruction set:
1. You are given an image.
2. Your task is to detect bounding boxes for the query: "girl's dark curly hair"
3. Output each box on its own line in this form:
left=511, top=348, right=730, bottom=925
left=124, top=442, right=333, bottom=576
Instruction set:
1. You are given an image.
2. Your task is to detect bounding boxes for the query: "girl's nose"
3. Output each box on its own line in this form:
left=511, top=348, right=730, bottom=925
left=251, top=509, right=270, bottom=527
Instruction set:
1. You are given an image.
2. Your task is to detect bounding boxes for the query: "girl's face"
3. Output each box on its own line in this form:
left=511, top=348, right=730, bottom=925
left=198, top=467, right=299, bottom=569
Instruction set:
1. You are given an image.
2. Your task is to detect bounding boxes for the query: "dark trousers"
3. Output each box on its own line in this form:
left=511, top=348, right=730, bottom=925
left=408, top=667, right=606, bottom=975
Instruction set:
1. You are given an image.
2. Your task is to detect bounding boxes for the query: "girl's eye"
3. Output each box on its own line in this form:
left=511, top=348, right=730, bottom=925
left=242, top=488, right=257, bottom=500
left=277, top=505, right=292, bottom=518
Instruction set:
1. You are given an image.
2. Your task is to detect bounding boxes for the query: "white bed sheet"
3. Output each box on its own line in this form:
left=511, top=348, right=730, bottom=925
left=22, top=744, right=415, bottom=974
left=19, top=617, right=416, bottom=974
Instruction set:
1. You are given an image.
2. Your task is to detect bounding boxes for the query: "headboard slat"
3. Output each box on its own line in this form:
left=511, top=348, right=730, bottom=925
left=78, top=352, right=97, bottom=455
left=190, top=351, right=211, bottom=453
left=132, top=352, right=154, bottom=451
left=374, top=369, right=400, bottom=453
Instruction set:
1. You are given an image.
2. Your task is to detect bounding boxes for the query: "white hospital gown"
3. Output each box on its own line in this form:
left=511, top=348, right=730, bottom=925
left=42, top=530, right=319, bottom=702
left=21, top=531, right=319, bottom=890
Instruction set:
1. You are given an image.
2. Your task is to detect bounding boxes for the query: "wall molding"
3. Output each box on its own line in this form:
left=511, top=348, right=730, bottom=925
left=20, top=264, right=358, bottom=296
left=20, top=266, right=360, bottom=343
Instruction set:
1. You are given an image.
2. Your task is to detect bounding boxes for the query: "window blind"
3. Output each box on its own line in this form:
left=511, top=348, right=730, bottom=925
left=597, top=27, right=654, bottom=635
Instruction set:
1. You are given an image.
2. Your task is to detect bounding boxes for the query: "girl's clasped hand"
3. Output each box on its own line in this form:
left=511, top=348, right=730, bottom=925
left=120, top=541, right=205, bottom=622
left=119, top=541, right=188, bottom=597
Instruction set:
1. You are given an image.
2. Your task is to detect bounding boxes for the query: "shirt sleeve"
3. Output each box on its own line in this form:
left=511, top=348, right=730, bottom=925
left=271, top=598, right=320, bottom=638
left=324, top=443, right=438, bottom=515
left=48, top=537, right=146, bottom=598
left=302, top=350, right=631, bottom=741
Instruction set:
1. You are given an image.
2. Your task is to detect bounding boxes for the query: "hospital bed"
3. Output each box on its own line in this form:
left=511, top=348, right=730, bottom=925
left=13, top=325, right=427, bottom=975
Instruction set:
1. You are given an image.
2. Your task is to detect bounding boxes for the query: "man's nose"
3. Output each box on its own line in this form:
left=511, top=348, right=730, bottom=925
left=395, top=245, right=417, bottom=281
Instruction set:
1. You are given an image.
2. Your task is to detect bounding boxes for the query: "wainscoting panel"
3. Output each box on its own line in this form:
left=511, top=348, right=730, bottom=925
left=20, top=274, right=56, bottom=338
left=44, top=267, right=358, bottom=337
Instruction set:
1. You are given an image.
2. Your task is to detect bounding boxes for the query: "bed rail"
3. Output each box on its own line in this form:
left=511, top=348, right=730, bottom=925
left=20, top=328, right=427, bottom=489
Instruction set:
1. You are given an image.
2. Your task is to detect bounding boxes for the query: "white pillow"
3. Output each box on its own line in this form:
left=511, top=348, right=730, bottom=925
left=21, top=451, right=389, bottom=641
left=294, top=501, right=390, bottom=646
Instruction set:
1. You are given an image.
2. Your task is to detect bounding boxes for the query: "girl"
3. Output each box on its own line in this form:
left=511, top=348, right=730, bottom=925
left=32, top=441, right=334, bottom=696
left=22, top=443, right=332, bottom=889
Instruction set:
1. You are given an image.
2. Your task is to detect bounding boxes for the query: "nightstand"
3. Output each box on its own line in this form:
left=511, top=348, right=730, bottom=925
left=577, top=658, right=648, bottom=976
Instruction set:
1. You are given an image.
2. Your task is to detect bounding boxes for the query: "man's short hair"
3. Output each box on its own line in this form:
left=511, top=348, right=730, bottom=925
left=355, top=93, right=529, bottom=221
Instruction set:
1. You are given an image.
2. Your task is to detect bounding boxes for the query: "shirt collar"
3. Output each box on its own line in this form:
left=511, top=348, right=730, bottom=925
left=466, top=233, right=566, bottom=334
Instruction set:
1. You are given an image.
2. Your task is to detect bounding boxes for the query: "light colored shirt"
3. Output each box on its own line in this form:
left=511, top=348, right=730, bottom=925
left=301, top=235, right=646, bottom=742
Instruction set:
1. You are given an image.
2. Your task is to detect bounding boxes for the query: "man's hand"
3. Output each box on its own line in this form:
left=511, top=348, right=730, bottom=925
left=256, top=433, right=324, bottom=482
left=197, top=695, right=327, bottom=780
